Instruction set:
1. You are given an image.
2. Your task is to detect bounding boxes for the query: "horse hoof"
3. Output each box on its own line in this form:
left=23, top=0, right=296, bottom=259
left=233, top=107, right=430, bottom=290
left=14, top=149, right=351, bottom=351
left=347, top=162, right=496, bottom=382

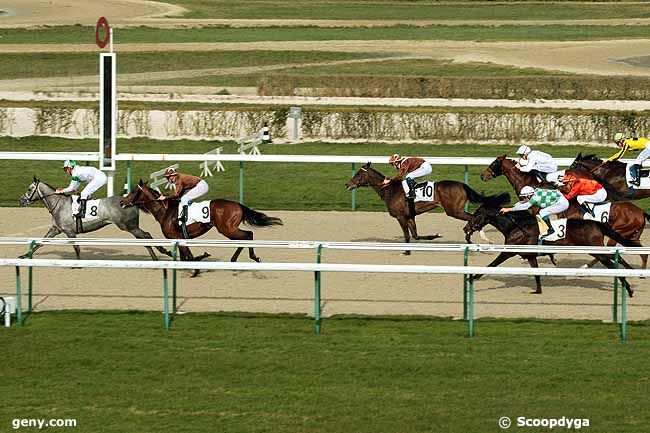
left=531, top=290, right=542, bottom=294
left=580, top=264, right=588, bottom=269
left=402, top=251, right=411, bottom=256
left=253, top=257, right=262, bottom=263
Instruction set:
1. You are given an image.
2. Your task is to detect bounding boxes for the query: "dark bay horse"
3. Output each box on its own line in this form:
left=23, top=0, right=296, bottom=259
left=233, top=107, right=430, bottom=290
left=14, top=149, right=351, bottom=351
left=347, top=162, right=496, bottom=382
left=121, top=181, right=282, bottom=268
left=482, top=155, right=649, bottom=269
left=345, top=162, right=495, bottom=252
left=570, top=153, right=650, bottom=200
left=463, top=193, right=638, bottom=296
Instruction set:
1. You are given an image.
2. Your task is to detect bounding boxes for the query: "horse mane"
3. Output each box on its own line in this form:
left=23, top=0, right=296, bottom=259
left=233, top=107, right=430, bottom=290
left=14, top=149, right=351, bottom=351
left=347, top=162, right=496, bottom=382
left=483, top=192, right=511, bottom=208
left=581, top=153, right=601, bottom=162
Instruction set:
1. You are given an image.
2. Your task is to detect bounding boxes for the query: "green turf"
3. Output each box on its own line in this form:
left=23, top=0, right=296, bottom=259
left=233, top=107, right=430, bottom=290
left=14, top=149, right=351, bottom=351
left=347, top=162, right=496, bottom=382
left=0, top=51, right=385, bottom=80
left=1, top=311, right=649, bottom=432
left=4, top=24, right=650, bottom=44
left=5, top=136, right=649, bottom=212
left=163, top=0, right=650, bottom=20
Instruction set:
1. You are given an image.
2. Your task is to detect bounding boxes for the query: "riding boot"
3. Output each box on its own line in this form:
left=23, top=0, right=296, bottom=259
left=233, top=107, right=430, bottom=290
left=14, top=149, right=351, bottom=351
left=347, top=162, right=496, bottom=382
left=541, top=216, right=554, bottom=237
left=580, top=202, right=595, bottom=217
left=405, top=177, right=416, bottom=199
left=631, top=164, right=642, bottom=186
left=180, top=205, right=189, bottom=239
left=76, top=198, right=87, bottom=233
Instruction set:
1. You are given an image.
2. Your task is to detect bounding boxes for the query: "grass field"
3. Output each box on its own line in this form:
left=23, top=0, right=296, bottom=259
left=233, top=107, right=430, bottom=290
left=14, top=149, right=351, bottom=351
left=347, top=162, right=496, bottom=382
left=0, top=51, right=386, bottom=80
left=1, top=312, right=649, bottom=433
left=161, top=0, right=650, bottom=20
left=3, top=136, right=647, bottom=212
left=4, top=24, right=650, bottom=44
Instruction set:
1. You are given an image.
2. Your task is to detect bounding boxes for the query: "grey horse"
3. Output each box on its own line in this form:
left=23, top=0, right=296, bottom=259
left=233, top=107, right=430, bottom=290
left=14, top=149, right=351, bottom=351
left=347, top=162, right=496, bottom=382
left=18, top=177, right=171, bottom=260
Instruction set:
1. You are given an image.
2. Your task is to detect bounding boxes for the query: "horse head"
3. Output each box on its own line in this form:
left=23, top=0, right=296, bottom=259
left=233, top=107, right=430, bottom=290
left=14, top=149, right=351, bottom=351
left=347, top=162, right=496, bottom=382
left=19, top=176, right=42, bottom=207
left=120, top=179, right=154, bottom=209
left=462, top=192, right=511, bottom=242
left=481, top=155, right=507, bottom=181
left=346, top=162, right=379, bottom=191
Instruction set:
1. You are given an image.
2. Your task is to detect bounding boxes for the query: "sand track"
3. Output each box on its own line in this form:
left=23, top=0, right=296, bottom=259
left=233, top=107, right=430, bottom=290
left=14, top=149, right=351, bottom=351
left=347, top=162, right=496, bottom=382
left=1, top=208, right=648, bottom=321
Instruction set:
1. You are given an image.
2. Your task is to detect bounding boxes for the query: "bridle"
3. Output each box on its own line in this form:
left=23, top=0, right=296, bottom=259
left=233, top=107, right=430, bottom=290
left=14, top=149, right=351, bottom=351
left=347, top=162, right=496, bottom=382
left=23, top=180, right=61, bottom=212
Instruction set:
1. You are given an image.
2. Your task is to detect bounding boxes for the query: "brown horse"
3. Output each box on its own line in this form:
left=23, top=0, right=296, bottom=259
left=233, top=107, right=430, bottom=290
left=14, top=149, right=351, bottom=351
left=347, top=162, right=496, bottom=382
left=463, top=193, right=639, bottom=296
left=120, top=181, right=282, bottom=268
left=345, top=162, right=495, bottom=252
left=570, top=153, right=650, bottom=200
left=482, top=155, right=649, bottom=269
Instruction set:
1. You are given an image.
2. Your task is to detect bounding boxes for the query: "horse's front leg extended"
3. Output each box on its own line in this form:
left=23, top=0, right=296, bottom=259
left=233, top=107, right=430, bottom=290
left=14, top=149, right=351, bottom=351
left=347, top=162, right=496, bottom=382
left=473, top=252, right=516, bottom=281
left=19, top=226, right=61, bottom=258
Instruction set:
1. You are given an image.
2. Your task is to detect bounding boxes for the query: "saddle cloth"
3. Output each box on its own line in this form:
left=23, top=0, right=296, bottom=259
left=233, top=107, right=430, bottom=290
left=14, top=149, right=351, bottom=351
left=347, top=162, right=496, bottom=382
left=179, top=200, right=211, bottom=225
left=625, top=163, right=650, bottom=189
left=414, top=181, right=435, bottom=202
left=71, top=196, right=101, bottom=222
left=537, top=215, right=567, bottom=242
left=582, top=202, right=611, bottom=223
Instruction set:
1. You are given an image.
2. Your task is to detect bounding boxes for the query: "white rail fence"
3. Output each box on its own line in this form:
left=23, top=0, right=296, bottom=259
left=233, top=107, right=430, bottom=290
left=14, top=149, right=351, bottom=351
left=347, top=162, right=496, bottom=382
left=2, top=238, right=645, bottom=340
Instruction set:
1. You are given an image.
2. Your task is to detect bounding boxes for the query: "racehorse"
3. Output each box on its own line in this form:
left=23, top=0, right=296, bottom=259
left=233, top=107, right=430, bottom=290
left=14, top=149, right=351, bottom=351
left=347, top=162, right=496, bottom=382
left=569, top=153, right=650, bottom=200
left=345, top=162, right=496, bottom=252
left=18, top=177, right=171, bottom=260
left=463, top=193, right=638, bottom=296
left=481, top=155, right=649, bottom=269
left=120, top=181, right=282, bottom=269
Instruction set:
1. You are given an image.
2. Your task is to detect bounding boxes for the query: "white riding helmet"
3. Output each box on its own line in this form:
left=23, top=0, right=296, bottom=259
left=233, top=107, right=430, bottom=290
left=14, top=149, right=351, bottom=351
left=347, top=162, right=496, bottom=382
left=515, top=145, right=532, bottom=155
left=63, top=160, right=76, bottom=169
left=519, top=186, right=535, bottom=197
left=614, top=132, right=624, bottom=142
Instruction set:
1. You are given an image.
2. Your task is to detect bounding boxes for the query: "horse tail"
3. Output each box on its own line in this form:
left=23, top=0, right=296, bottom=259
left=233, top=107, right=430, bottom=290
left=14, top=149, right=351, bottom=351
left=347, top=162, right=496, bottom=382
left=596, top=222, right=642, bottom=248
left=240, top=205, right=283, bottom=227
left=462, top=184, right=509, bottom=205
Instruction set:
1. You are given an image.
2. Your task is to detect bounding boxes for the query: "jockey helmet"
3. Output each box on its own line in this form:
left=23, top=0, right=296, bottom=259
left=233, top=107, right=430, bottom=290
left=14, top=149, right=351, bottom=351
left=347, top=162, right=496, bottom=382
left=515, top=145, right=532, bottom=155
left=63, top=160, right=76, bottom=169
left=614, top=132, right=624, bottom=142
left=519, top=186, right=535, bottom=197
left=164, top=167, right=178, bottom=178
left=388, top=154, right=403, bottom=165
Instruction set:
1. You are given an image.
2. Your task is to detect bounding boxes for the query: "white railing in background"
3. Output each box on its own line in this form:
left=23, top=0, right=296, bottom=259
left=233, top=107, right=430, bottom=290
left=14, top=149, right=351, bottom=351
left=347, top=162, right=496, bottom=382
left=1, top=237, right=640, bottom=341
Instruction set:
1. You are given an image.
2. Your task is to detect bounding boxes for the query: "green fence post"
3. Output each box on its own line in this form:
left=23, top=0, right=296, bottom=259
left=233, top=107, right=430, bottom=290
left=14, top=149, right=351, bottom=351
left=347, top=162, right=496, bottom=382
left=464, top=165, right=469, bottom=213
left=15, top=266, right=22, bottom=327
left=126, top=160, right=132, bottom=193
left=239, top=160, right=244, bottom=204
left=468, top=275, right=475, bottom=338
left=617, top=250, right=628, bottom=342
left=463, top=246, right=469, bottom=320
left=314, top=244, right=323, bottom=335
left=351, top=163, right=357, bottom=211
left=27, top=240, right=35, bottom=312
left=172, top=242, right=179, bottom=315
left=163, top=269, right=170, bottom=331
left=613, top=250, right=620, bottom=323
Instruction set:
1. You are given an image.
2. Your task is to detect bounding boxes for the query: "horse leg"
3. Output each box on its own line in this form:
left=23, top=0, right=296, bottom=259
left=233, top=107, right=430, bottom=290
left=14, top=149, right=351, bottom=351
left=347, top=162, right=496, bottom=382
left=583, top=238, right=617, bottom=269
left=407, top=218, right=441, bottom=241
left=219, top=229, right=258, bottom=262
left=526, top=255, right=542, bottom=294
left=126, top=227, right=160, bottom=261
left=398, top=217, right=411, bottom=255
left=473, top=252, right=516, bottom=281
left=62, top=231, right=81, bottom=260
left=18, top=225, right=61, bottom=258
left=591, top=254, right=633, bottom=298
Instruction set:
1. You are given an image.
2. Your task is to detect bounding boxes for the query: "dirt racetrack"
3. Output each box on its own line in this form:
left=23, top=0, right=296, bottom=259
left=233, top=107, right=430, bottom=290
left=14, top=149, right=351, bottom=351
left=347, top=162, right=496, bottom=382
left=1, top=208, right=649, bottom=321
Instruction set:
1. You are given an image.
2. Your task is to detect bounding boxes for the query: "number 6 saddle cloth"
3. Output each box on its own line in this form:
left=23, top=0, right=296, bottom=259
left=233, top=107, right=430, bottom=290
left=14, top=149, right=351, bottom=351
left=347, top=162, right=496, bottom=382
left=178, top=201, right=212, bottom=225
left=70, top=196, right=102, bottom=222
left=536, top=202, right=612, bottom=242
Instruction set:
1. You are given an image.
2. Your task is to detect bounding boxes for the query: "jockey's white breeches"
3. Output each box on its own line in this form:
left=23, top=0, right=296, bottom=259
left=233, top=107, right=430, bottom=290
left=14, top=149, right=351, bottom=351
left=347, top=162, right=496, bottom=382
left=180, top=180, right=209, bottom=206
left=402, top=162, right=432, bottom=193
left=634, top=146, right=650, bottom=165
left=577, top=188, right=607, bottom=205
left=539, top=195, right=569, bottom=219
left=79, top=171, right=107, bottom=200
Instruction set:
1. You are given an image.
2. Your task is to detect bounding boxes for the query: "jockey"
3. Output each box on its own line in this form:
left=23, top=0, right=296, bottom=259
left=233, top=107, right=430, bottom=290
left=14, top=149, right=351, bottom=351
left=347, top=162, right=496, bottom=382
left=560, top=174, right=607, bottom=217
left=157, top=167, right=209, bottom=237
left=501, top=185, right=569, bottom=241
left=608, top=132, right=649, bottom=186
left=55, top=160, right=107, bottom=218
left=383, top=154, right=432, bottom=199
left=515, top=145, right=559, bottom=183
